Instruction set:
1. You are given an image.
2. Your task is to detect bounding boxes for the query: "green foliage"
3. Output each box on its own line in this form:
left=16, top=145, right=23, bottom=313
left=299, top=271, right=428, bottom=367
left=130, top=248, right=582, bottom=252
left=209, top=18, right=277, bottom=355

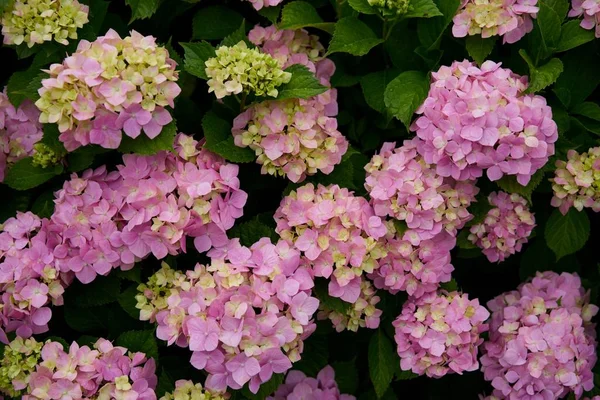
left=4, top=157, right=63, bottom=190
left=280, top=1, right=334, bottom=33
left=192, top=6, right=243, bottom=40
left=125, top=0, right=160, bottom=21
left=384, top=70, right=429, bottom=130
left=118, top=121, right=178, bottom=155
left=327, top=17, right=384, bottom=56
left=201, top=111, right=255, bottom=162
left=276, top=64, right=328, bottom=100
left=181, top=41, right=216, bottom=80
left=466, top=36, right=496, bottom=65
left=545, top=208, right=590, bottom=260
left=116, top=330, right=159, bottom=360
left=368, top=329, right=397, bottom=398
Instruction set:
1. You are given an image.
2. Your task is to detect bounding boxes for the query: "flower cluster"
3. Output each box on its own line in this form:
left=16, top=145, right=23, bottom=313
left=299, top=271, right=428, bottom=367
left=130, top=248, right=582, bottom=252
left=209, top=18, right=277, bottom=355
left=370, top=221, right=456, bottom=298
left=393, top=291, right=490, bottom=378
left=481, top=271, right=598, bottom=399
left=411, top=60, right=558, bottom=185
left=136, top=238, right=319, bottom=393
left=365, top=139, right=478, bottom=244
left=268, top=365, right=356, bottom=400
left=206, top=41, right=291, bottom=99
left=35, top=29, right=181, bottom=150
left=0, top=336, right=157, bottom=399
left=274, top=183, right=388, bottom=304
left=0, top=134, right=246, bottom=338
left=0, top=90, right=43, bottom=181
left=160, top=379, right=229, bottom=400
left=317, top=277, right=382, bottom=332
left=551, top=147, right=600, bottom=214
left=1, top=0, right=89, bottom=47
left=468, top=191, right=535, bottom=263
left=31, top=143, right=62, bottom=168
left=452, top=0, right=539, bottom=44
left=569, top=0, right=600, bottom=37
left=245, top=0, right=284, bottom=11
left=368, top=0, right=411, bottom=16
left=233, top=26, right=348, bottom=183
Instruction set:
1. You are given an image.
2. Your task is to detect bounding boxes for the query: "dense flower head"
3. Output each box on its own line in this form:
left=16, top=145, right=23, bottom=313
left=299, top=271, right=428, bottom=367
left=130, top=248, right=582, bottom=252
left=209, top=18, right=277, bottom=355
left=318, top=276, right=382, bottom=332
left=453, top=0, right=539, bottom=44
left=274, top=183, right=388, bottom=304
left=569, top=0, right=600, bottom=37
left=365, top=139, right=479, bottom=244
left=481, top=271, right=599, bottom=399
left=0, top=336, right=157, bottom=399
left=411, top=60, right=558, bottom=185
left=368, top=0, right=411, bottom=16
left=393, top=290, right=490, bottom=378
left=246, top=0, right=284, bottom=11
left=35, top=29, right=181, bottom=150
left=267, top=365, right=356, bottom=400
left=31, top=143, right=62, bottom=168
left=206, top=41, right=291, bottom=99
left=551, top=146, right=600, bottom=214
left=0, top=90, right=43, bottom=182
left=370, top=220, right=456, bottom=299
left=137, top=238, right=319, bottom=393
left=468, top=191, right=535, bottom=263
left=160, top=379, right=229, bottom=400
left=1, top=0, right=89, bottom=47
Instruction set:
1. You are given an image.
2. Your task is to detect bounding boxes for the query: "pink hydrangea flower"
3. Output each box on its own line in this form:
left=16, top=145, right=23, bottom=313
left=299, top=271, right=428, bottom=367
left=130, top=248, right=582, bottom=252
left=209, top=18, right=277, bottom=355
left=468, top=191, right=535, bottom=263
left=411, top=60, right=558, bottom=185
left=35, top=29, right=180, bottom=150
left=365, top=139, right=479, bottom=244
left=275, top=183, right=388, bottom=304
left=0, top=89, right=43, bottom=181
left=246, top=0, right=284, bottom=10
left=481, top=271, right=598, bottom=400
left=569, top=0, right=600, bottom=37
left=393, top=290, right=490, bottom=378
left=453, top=0, right=539, bottom=44
left=551, top=146, right=600, bottom=214
left=138, top=238, right=319, bottom=393
left=267, top=365, right=355, bottom=400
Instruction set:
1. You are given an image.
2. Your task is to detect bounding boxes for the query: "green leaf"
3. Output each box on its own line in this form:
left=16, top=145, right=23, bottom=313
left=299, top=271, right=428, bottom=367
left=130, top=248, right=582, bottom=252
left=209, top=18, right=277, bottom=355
left=552, top=45, right=600, bottom=108
left=537, top=0, right=564, bottom=49
left=384, top=70, right=429, bottom=130
left=555, top=20, right=595, bottom=52
left=333, top=359, right=359, bottom=394
left=440, top=278, right=459, bottom=292
left=361, top=69, right=400, bottom=113
left=327, top=17, right=384, bottom=56
left=466, top=36, right=496, bottom=65
left=241, top=374, right=284, bottom=400
left=67, top=146, right=107, bottom=172
left=405, top=0, right=443, bottom=18
left=314, top=278, right=351, bottom=314
left=220, top=20, right=250, bottom=47
left=347, top=0, right=377, bottom=14
left=0, top=0, right=13, bottom=14
left=116, top=266, right=142, bottom=283
left=4, top=158, right=63, bottom=190
left=64, top=303, right=108, bottom=332
left=125, top=0, right=160, bottom=21
left=417, top=0, right=460, bottom=50
left=258, top=5, right=281, bottom=23
left=228, top=217, right=278, bottom=246
left=31, top=190, right=55, bottom=218
left=65, top=275, right=122, bottom=308
left=181, top=41, right=216, bottom=80
left=496, top=169, right=545, bottom=203
left=116, top=330, right=159, bottom=360
left=202, top=111, right=255, bottom=163
left=572, top=102, right=600, bottom=122
left=293, top=334, right=329, bottom=376
left=544, top=208, right=590, bottom=260
left=275, top=64, right=328, bottom=100
left=118, top=121, right=177, bottom=155
left=7, top=69, right=44, bottom=108
left=369, top=329, right=397, bottom=398
left=279, top=1, right=334, bottom=33
left=118, top=284, right=141, bottom=320
left=519, top=50, right=563, bottom=94
left=192, top=6, right=243, bottom=40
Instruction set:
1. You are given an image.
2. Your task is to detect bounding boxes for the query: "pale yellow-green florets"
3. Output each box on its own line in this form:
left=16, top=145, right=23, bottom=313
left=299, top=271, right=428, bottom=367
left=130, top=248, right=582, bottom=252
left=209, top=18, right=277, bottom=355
left=205, top=41, right=292, bottom=99
left=160, top=379, right=230, bottom=400
left=368, top=0, right=411, bottom=16
left=0, top=337, right=44, bottom=398
left=32, top=143, right=62, bottom=168
left=135, top=262, right=182, bottom=322
left=1, top=0, right=89, bottom=47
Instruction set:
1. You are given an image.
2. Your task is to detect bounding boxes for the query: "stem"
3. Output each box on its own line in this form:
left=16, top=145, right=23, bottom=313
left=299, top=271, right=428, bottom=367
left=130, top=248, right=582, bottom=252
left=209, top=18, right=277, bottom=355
left=240, top=92, right=247, bottom=112
left=336, top=0, right=345, bottom=19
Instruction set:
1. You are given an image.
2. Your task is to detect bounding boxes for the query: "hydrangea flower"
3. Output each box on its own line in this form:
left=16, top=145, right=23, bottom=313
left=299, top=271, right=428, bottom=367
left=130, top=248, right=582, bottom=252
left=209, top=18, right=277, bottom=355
left=370, top=221, right=456, bottom=299
left=393, top=290, right=490, bottom=378
left=0, top=89, right=43, bottom=182
left=368, top=0, right=411, bottom=16
left=453, top=0, right=539, bottom=44
left=246, top=0, right=284, bottom=11
left=468, top=191, right=535, bottom=262
left=411, top=60, right=558, bottom=185
left=275, top=183, right=388, bottom=304
left=551, top=146, right=600, bottom=214
left=31, top=143, right=62, bottom=168
left=35, top=29, right=181, bottom=150
left=1, top=0, right=89, bottom=47
left=268, top=365, right=356, bottom=400
left=206, top=41, right=291, bottom=99
left=318, top=276, right=382, bottom=332
left=160, top=379, right=229, bottom=400
left=365, top=139, right=479, bottom=244
left=481, top=271, right=598, bottom=400
left=0, top=337, right=157, bottom=399
left=569, top=0, right=600, bottom=37
left=137, top=238, right=319, bottom=393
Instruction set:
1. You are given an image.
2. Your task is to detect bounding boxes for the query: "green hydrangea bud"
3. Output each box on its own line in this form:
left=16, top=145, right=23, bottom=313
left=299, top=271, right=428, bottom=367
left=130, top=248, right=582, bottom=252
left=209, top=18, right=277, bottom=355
left=205, top=41, right=292, bottom=99
left=160, top=380, right=229, bottom=400
left=0, top=337, right=44, bottom=397
left=31, top=143, right=62, bottom=168
left=1, top=0, right=89, bottom=48
left=368, top=0, right=411, bottom=16
left=136, top=262, right=181, bottom=321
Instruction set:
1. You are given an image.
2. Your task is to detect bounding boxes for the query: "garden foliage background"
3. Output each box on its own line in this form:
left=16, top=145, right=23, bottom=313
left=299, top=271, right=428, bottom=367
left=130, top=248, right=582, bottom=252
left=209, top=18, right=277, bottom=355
left=1, top=0, right=600, bottom=398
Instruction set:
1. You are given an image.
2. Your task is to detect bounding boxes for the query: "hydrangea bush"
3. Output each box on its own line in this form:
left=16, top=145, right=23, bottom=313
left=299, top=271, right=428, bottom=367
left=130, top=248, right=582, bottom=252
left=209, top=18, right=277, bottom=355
left=0, top=0, right=599, bottom=399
